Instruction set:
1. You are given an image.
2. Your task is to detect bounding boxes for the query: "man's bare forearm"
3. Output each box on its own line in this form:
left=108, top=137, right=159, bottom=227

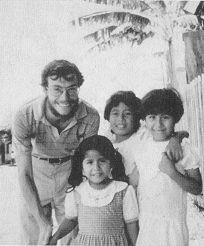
left=19, top=174, right=46, bottom=220
left=17, top=155, right=50, bottom=224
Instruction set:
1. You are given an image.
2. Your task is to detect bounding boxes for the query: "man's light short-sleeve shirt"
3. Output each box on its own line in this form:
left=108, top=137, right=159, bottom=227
left=13, top=96, right=100, bottom=158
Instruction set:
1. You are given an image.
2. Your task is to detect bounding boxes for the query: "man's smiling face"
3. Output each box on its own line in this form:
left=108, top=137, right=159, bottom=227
left=45, top=74, right=79, bottom=116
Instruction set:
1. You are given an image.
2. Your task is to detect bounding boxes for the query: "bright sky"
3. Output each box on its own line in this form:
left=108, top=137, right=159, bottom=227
left=0, top=0, right=169, bottom=129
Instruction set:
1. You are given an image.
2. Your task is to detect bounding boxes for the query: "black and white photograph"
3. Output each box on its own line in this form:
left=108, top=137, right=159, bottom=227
left=0, top=0, right=204, bottom=245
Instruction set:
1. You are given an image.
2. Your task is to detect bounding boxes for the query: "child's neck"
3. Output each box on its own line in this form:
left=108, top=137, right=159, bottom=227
left=152, top=135, right=171, bottom=142
left=115, top=133, right=132, bottom=143
left=88, top=178, right=112, bottom=190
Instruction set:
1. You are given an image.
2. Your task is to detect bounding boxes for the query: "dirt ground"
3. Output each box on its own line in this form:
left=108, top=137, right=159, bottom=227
left=0, top=165, right=204, bottom=245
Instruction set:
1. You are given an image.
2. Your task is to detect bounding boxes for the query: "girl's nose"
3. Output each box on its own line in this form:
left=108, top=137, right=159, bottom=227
left=118, top=114, right=125, bottom=123
left=155, top=117, right=162, bottom=127
left=93, top=161, right=100, bottom=170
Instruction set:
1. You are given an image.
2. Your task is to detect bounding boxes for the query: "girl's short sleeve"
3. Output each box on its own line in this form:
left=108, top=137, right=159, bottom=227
left=119, top=139, right=138, bottom=176
left=65, top=191, right=79, bottom=218
left=123, top=185, right=139, bottom=223
left=121, top=149, right=136, bottom=175
left=180, top=138, right=201, bottom=170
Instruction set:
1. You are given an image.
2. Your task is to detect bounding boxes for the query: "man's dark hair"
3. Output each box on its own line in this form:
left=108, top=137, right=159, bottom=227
left=104, top=91, right=141, bottom=133
left=41, top=60, right=84, bottom=88
left=141, top=88, right=184, bottom=123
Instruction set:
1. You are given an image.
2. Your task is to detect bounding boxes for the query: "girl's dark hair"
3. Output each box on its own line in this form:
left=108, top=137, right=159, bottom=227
left=41, top=60, right=84, bottom=88
left=68, top=135, right=128, bottom=189
left=141, top=88, right=184, bottom=123
left=104, top=91, right=141, bottom=133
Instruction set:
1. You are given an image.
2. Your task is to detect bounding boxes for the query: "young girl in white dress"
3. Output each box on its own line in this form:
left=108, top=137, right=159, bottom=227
left=126, top=88, right=202, bottom=246
left=104, top=91, right=143, bottom=184
left=48, top=135, right=139, bottom=246
left=104, top=90, right=187, bottom=188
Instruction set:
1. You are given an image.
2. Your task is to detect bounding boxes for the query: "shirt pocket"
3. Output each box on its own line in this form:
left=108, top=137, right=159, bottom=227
left=64, top=122, right=87, bottom=152
left=76, top=121, right=87, bottom=142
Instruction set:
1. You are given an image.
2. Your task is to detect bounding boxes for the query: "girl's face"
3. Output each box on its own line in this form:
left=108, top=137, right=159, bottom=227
left=109, top=102, right=134, bottom=141
left=82, top=150, right=112, bottom=190
left=145, top=113, right=175, bottom=141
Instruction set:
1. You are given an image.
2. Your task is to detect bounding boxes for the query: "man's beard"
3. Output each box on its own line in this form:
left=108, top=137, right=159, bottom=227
left=46, top=98, right=79, bottom=120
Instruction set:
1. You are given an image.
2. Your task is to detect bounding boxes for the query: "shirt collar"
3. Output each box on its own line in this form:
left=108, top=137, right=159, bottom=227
left=32, top=95, right=47, bottom=122
left=75, top=100, right=88, bottom=120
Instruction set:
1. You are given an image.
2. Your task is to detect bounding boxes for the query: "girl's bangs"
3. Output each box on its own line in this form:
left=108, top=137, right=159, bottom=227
left=79, top=136, right=115, bottom=161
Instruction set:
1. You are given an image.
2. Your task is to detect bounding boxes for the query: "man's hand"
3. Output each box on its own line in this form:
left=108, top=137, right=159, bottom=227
left=38, top=220, right=52, bottom=245
left=159, top=152, right=177, bottom=178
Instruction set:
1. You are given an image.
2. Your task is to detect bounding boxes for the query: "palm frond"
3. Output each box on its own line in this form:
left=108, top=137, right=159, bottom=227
left=75, top=10, right=150, bottom=28
left=81, top=0, right=150, bottom=11
left=84, top=25, right=117, bottom=43
left=72, top=1, right=201, bottom=52
left=71, top=5, right=151, bottom=51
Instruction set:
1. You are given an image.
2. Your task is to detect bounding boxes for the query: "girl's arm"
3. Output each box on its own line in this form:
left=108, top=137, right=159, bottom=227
left=128, top=166, right=139, bottom=188
left=170, top=167, right=202, bottom=195
left=123, top=185, right=139, bottom=245
left=165, top=131, right=189, bottom=162
left=125, top=220, right=139, bottom=246
left=159, top=152, right=202, bottom=195
left=48, top=217, right=78, bottom=245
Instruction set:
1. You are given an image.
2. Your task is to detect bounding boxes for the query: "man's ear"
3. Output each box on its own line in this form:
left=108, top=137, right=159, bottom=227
left=43, top=86, right=48, bottom=94
left=82, top=169, right=85, bottom=176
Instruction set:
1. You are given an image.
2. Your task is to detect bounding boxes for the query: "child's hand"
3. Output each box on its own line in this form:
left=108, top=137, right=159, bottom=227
left=47, top=235, right=58, bottom=245
left=38, top=220, right=52, bottom=245
left=159, top=152, right=177, bottom=177
left=165, top=137, right=183, bottom=162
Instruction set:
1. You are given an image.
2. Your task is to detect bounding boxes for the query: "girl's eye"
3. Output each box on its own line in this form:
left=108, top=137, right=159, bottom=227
left=99, top=159, right=107, bottom=163
left=162, top=115, right=170, bottom=120
left=124, top=111, right=132, bottom=117
left=84, top=160, right=93, bottom=165
left=110, top=111, right=118, bottom=116
left=148, top=115, right=155, bottom=120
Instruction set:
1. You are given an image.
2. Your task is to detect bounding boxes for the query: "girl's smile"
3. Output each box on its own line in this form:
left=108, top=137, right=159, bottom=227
left=145, top=114, right=175, bottom=142
left=109, top=102, right=134, bottom=142
left=82, top=150, right=112, bottom=190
